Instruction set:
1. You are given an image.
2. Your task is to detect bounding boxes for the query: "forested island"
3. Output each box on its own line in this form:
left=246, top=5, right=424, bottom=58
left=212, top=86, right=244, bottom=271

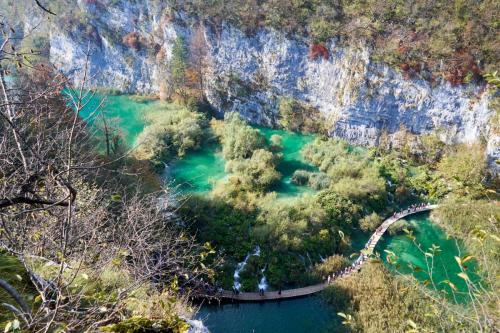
left=0, top=1, right=499, bottom=332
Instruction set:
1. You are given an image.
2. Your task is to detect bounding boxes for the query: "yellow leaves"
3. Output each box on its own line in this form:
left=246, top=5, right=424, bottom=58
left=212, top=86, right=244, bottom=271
left=457, top=272, right=470, bottom=282
left=337, top=312, right=353, bottom=325
left=3, top=319, right=20, bottom=333
left=461, top=255, right=474, bottom=264
left=319, top=228, right=329, bottom=239
left=454, top=255, right=475, bottom=267
left=406, top=319, right=418, bottom=332
left=490, top=234, right=500, bottom=242
left=338, top=230, right=345, bottom=240
left=441, top=279, right=457, bottom=291
left=110, top=193, right=122, bottom=202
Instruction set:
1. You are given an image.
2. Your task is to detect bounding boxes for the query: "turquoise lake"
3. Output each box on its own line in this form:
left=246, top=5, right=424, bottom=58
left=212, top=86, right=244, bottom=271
left=80, top=94, right=478, bottom=332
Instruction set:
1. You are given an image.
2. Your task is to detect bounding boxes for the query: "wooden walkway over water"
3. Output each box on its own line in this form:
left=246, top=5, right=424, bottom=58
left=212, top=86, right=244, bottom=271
left=216, top=204, right=437, bottom=301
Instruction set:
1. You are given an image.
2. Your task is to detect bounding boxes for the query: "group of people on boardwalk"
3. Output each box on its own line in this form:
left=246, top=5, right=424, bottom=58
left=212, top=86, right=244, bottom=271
left=326, top=253, right=368, bottom=285
left=326, top=203, right=431, bottom=286
left=392, top=203, right=430, bottom=219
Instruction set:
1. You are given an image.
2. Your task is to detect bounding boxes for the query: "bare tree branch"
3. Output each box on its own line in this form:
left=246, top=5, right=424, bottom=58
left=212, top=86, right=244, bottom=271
left=34, top=0, right=56, bottom=16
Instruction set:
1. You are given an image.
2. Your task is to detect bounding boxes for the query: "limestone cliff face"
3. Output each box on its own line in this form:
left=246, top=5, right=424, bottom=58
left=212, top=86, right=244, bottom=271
left=34, top=1, right=498, bottom=169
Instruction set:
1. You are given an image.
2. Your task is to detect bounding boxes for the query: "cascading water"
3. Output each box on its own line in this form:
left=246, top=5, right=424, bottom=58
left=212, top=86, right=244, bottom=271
left=185, top=319, right=210, bottom=333
left=233, top=246, right=261, bottom=291
left=258, top=265, right=268, bottom=291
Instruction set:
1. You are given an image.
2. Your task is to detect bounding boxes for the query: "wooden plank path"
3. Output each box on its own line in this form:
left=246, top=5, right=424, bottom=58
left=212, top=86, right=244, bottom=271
left=220, top=283, right=327, bottom=301
left=214, top=204, right=437, bottom=301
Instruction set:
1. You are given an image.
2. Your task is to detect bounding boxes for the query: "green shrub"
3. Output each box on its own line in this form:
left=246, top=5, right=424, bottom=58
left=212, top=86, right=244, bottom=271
left=291, top=170, right=331, bottom=190
left=359, top=212, right=383, bottom=232
left=215, top=113, right=265, bottom=160
left=225, top=149, right=281, bottom=191
left=134, top=104, right=208, bottom=164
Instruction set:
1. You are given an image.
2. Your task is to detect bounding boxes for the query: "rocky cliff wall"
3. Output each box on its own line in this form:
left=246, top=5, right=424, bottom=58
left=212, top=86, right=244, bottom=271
left=34, top=1, right=498, bottom=170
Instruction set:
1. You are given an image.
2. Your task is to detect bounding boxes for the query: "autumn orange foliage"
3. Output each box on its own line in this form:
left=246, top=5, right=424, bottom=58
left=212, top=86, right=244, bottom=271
left=309, top=43, right=329, bottom=60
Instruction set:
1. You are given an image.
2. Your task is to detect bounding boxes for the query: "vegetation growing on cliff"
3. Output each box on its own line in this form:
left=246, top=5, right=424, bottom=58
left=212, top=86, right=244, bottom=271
left=278, top=97, right=326, bottom=134
left=172, top=0, right=499, bottom=84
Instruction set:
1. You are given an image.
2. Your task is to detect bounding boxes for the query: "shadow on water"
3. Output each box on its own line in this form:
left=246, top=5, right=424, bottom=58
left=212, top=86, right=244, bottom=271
left=195, top=295, right=340, bottom=333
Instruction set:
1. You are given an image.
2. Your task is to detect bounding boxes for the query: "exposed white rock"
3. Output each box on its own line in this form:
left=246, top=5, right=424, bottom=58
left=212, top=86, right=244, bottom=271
left=24, top=1, right=496, bottom=172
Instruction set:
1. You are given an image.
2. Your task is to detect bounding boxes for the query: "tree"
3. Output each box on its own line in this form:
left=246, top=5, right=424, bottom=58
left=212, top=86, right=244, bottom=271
left=359, top=212, right=382, bottom=232
left=225, top=149, right=281, bottom=191
left=0, top=19, right=213, bottom=331
left=217, top=113, right=265, bottom=160
left=170, top=36, right=188, bottom=100
left=189, top=24, right=209, bottom=100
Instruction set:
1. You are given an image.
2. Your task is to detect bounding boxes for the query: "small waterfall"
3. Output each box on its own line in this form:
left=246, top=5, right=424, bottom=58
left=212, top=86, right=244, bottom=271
left=186, top=319, right=210, bottom=333
left=258, top=265, right=268, bottom=291
left=233, top=246, right=260, bottom=291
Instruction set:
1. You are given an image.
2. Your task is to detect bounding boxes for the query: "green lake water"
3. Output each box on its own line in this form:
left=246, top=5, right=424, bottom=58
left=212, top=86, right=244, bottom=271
left=377, top=212, right=478, bottom=301
left=258, top=126, right=316, bottom=197
left=167, top=142, right=226, bottom=193
left=167, top=125, right=316, bottom=196
left=75, top=92, right=159, bottom=147
left=196, top=296, right=337, bottom=333
left=78, top=94, right=478, bottom=332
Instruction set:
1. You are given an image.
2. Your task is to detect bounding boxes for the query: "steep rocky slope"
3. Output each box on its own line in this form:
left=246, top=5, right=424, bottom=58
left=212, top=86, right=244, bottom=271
left=17, top=0, right=499, bottom=169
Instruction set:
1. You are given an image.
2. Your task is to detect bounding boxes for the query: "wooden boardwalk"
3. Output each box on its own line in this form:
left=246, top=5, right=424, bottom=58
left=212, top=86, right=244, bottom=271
left=220, top=283, right=327, bottom=301
left=217, top=204, right=437, bottom=301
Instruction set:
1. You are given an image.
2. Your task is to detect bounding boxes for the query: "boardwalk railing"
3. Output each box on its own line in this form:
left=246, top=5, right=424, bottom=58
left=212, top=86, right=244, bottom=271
left=213, top=204, right=437, bottom=301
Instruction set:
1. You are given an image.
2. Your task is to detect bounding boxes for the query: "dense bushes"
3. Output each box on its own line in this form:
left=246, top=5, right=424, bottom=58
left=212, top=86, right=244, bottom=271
left=323, top=262, right=470, bottom=332
left=225, top=149, right=281, bottom=191
left=301, top=138, right=387, bottom=207
left=135, top=103, right=208, bottom=165
left=212, top=113, right=266, bottom=160
left=211, top=113, right=282, bottom=201
left=313, top=254, right=349, bottom=279
left=358, top=212, right=383, bottom=232
left=437, top=143, right=487, bottom=195
left=291, top=170, right=331, bottom=190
